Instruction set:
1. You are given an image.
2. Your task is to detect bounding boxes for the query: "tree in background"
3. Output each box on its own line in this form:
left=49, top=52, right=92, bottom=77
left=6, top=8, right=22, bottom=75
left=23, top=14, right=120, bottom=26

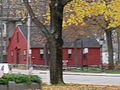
left=116, top=28, right=120, bottom=63
left=64, top=0, right=120, bottom=70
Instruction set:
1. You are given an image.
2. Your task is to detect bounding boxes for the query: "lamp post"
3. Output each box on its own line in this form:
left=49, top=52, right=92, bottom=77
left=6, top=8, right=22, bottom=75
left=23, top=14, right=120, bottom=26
left=99, top=38, right=104, bottom=71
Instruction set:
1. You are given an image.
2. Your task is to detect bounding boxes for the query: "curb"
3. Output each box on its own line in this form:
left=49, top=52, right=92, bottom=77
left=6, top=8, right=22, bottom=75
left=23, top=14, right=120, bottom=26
left=12, top=69, right=120, bottom=77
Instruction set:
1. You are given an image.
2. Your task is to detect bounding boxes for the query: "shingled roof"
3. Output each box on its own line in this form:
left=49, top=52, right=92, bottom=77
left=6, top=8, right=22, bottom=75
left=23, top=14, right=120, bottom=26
left=18, top=25, right=100, bottom=48
left=19, top=25, right=28, bottom=39
left=63, top=38, right=101, bottom=48
left=18, top=25, right=46, bottom=48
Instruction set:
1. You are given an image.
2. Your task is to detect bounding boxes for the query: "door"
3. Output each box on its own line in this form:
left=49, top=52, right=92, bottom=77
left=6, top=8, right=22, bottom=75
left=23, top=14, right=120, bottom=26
left=16, top=49, right=20, bottom=64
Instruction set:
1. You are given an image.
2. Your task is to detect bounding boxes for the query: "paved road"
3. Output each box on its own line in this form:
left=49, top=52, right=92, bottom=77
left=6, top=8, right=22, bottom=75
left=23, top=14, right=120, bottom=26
left=12, top=69, right=120, bottom=86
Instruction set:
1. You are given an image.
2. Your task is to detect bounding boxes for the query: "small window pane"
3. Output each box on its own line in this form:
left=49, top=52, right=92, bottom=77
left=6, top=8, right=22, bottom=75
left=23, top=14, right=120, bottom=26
left=19, top=55, right=22, bottom=60
left=83, top=48, right=88, bottom=54
left=11, top=51, right=14, bottom=56
left=40, top=49, right=44, bottom=54
left=68, top=49, right=72, bottom=54
left=40, top=54, right=44, bottom=59
left=68, top=54, right=72, bottom=59
left=23, top=50, right=26, bottom=55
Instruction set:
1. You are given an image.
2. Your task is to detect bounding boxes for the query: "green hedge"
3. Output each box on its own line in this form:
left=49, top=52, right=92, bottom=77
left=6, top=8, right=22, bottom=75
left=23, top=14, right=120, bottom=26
left=0, top=74, right=41, bottom=85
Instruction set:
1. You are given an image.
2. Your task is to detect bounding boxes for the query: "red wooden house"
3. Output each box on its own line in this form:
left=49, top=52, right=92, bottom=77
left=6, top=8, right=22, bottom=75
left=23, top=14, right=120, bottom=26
left=7, top=25, right=101, bottom=66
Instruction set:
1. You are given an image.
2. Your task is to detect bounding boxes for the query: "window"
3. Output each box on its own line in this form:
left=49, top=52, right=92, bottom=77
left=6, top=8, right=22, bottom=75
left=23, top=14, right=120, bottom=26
left=19, top=55, right=22, bottom=61
left=28, top=0, right=31, bottom=2
left=2, top=23, right=6, bottom=37
left=23, top=50, right=26, bottom=55
left=29, top=49, right=32, bottom=54
left=68, top=49, right=72, bottom=59
left=3, top=46, right=6, bottom=54
left=23, top=50, right=27, bottom=60
left=40, top=49, right=44, bottom=59
left=21, top=0, right=31, bottom=3
left=11, top=50, right=14, bottom=62
left=11, top=50, right=14, bottom=56
left=17, top=32, right=19, bottom=43
left=83, top=48, right=88, bottom=59
left=68, top=54, right=72, bottom=59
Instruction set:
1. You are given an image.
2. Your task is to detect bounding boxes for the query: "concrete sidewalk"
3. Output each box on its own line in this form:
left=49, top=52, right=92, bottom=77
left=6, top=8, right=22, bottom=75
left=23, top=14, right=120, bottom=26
left=12, top=69, right=120, bottom=77
left=63, top=71, right=120, bottom=77
left=12, top=69, right=120, bottom=86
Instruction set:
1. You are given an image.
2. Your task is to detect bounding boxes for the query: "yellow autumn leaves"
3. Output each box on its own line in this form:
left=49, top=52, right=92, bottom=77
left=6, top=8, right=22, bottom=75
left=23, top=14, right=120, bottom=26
left=8, top=0, right=120, bottom=30
left=41, top=85, right=120, bottom=90
left=65, top=0, right=120, bottom=29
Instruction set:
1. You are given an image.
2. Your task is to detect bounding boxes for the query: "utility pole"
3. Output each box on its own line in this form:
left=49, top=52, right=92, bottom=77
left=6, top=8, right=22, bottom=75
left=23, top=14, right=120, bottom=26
left=27, top=14, right=31, bottom=67
left=81, top=39, right=84, bottom=71
left=74, top=38, right=79, bottom=67
left=0, top=0, right=3, bottom=63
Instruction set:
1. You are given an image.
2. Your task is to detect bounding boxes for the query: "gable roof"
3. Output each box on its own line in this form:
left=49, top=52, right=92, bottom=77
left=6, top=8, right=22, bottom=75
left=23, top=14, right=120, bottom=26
left=82, top=38, right=101, bottom=48
left=63, top=38, right=100, bottom=48
left=18, top=25, right=100, bottom=48
left=18, top=25, right=46, bottom=48
left=18, top=25, right=28, bottom=39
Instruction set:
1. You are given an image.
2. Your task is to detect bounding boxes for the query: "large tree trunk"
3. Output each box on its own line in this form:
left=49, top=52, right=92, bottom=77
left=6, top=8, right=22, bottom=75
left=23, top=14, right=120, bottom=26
left=48, top=37, right=64, bottom=84
left=105, top=29, right=114, bottom=70
left=117, top=33, right=120, bottom=63
left=48, top=1, right=64, bottom=84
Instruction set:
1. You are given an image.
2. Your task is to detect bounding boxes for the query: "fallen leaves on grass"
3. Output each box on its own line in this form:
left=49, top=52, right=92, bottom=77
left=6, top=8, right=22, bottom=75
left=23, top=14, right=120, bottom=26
left=42, top=84, right=120, bottom=90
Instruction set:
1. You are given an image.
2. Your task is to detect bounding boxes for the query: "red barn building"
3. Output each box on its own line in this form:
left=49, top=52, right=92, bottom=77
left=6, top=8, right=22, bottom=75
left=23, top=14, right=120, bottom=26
left=7, top=25, right=101, bottom=66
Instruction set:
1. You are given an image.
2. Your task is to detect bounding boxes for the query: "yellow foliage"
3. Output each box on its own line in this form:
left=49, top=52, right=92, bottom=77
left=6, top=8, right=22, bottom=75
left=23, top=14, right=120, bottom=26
left=9, top=0, right=120, bottom=30
left=65, top=0, right=120, bottom=29
left=9, top=0, right=49, bottom=24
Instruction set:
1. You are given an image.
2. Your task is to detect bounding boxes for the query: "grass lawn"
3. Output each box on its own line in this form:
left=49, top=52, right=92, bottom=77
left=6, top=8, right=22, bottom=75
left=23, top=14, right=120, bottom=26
left=71, top=70, right=120, bottom=74
left=41, top=84, right=120, bottom=90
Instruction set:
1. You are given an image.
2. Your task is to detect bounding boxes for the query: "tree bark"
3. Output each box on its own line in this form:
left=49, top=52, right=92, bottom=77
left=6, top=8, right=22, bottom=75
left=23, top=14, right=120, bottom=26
left=48, top=0, right=64, bottom=84
left=48, top=36, right=64, bottom=84
left=105, top=29, right=114, bottom=70
left=117, top=33, right=120, bottom=64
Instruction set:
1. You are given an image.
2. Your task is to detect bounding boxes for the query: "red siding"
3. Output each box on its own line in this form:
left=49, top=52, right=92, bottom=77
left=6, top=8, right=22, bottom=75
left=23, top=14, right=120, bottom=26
left=87, top=48, right=101, bottom=65
left=31, top=48, right=45, bottom=65
left=62, top=48, right=101, bottom=66
left=7, top=27, right=27, bottom=64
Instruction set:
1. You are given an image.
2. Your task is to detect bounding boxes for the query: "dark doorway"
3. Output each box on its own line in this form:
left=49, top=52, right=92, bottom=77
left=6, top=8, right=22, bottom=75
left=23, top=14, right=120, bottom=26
left=16, top=48, right=20, bottom=64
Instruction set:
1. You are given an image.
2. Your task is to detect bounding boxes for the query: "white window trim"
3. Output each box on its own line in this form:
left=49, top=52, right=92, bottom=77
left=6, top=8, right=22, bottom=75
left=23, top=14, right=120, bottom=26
left=40, top=49, right=44, bottom=54
left=21, top=0, right=31, bottom=3
left=68, top=49, right=72, bottom=54
left=83, top=48, right=88, bottom=54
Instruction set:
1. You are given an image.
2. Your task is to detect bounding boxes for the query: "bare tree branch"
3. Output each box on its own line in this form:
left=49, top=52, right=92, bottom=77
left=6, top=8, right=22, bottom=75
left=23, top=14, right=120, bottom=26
left=62, top=0, right=73, bottom=6
left=23, top=0, right=50, bottom=38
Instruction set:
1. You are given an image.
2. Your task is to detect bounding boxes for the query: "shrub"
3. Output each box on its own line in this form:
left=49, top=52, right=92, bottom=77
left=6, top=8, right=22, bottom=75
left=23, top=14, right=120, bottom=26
left=0, top=74, right=41, bottom=85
